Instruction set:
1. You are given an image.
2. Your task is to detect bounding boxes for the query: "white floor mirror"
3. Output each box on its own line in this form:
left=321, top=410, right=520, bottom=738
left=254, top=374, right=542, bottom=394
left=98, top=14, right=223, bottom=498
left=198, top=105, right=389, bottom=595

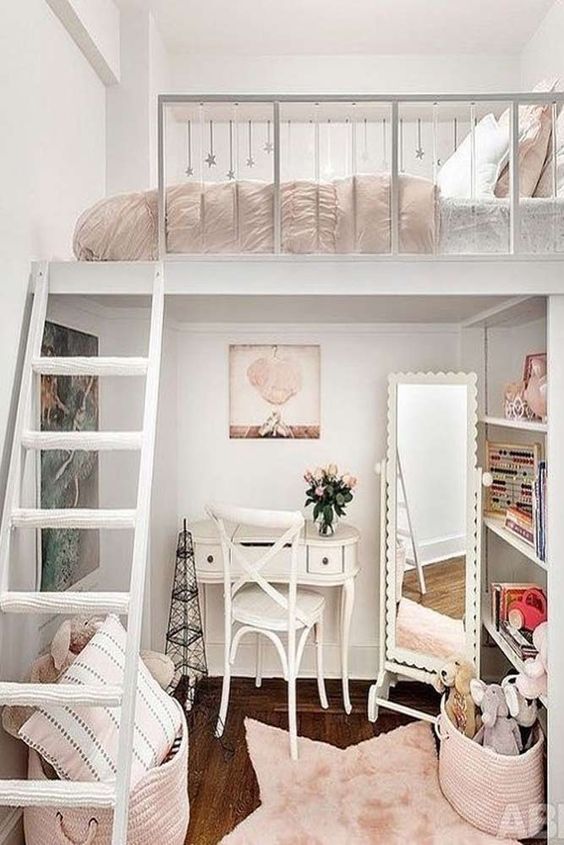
left=368, top=372, right=482, bottom=724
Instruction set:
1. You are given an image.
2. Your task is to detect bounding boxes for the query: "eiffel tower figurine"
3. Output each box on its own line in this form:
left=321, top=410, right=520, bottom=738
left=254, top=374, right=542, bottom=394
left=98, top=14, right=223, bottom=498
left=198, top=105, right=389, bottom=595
left=165, top=520, right=208, bottom=712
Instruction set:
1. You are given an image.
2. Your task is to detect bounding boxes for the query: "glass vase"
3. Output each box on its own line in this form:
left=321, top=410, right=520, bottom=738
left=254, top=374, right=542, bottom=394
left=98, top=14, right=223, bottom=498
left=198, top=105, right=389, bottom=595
left=316, top=512, right=337, bottom=537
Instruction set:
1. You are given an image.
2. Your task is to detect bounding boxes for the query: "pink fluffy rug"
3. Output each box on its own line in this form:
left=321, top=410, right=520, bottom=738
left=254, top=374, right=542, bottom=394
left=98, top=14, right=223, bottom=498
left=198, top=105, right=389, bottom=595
left=221, top=719, right=518, bottom=844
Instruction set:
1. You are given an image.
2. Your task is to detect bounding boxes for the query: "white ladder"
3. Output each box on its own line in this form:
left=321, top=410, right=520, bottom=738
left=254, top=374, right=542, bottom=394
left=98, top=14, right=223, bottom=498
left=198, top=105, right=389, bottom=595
left=396, top=452, right=426, bottom=595
left=0, top=261, right=165, bottom=844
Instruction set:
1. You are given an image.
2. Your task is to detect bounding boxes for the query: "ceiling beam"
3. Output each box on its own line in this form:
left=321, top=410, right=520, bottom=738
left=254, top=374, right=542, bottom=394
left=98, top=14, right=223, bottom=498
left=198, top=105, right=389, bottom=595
left=45, top=0, right=120, bottom=85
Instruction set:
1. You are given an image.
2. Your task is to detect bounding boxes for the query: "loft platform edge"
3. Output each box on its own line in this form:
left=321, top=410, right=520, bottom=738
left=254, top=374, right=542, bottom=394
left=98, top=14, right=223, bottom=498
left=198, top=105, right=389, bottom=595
left=44, top=258, right=564, bottom=297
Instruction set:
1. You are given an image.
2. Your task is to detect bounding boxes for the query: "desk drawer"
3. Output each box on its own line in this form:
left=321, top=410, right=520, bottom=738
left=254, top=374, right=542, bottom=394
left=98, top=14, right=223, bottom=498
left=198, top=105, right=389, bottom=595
left=307, top=546, right=343, bottom=575
left=195, top=544, right=223, bottom=573
left=238, top=544, right=295, bottom=576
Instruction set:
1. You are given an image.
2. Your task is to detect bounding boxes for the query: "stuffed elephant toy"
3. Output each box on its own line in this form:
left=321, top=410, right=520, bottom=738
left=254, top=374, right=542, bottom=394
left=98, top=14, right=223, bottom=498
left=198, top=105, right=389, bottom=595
left=470, top=679, right=523, bottom=755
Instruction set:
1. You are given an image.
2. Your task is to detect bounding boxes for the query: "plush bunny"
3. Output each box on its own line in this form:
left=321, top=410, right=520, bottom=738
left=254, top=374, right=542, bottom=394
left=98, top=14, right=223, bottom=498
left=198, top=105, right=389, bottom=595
left=435, top=657, right=480, bottom=738
left=516, top=621, right=547, bottom=700
left=470, top=680, right=523, bottom=755
left=2, top=616, right=102, bottom=738
left=502, top=674, right=538, bottom=750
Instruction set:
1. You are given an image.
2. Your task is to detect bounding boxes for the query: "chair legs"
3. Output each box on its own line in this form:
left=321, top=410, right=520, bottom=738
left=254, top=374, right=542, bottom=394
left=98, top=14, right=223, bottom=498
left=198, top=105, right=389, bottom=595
left=255, top=633, right=263, bottom=688
left=288, top=665, right=298, bottom=761
left=315, top=618, right=329, bottom=710
left=216, top=641, right=232, bottom=738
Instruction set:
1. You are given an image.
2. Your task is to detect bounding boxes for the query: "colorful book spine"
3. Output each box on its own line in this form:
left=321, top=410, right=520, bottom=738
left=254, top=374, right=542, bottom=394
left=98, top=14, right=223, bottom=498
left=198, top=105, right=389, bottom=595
left=505, top=506, right=534, bottom=546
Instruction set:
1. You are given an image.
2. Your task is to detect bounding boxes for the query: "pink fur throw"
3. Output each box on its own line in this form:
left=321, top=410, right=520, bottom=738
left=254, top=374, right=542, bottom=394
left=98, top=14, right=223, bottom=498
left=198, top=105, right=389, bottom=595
left=396, top=597, right=466, bottom=660
left=221, top=719, right=519, bottom=844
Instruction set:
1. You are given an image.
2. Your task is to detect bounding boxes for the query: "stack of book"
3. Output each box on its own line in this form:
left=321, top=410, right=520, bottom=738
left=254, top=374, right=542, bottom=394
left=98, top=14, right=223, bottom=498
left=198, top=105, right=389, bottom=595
left=498, top=621, right=537, bottom=660
left=504, top=505, right=534, bottom=546
left=490, top=582, right=545, bottom=660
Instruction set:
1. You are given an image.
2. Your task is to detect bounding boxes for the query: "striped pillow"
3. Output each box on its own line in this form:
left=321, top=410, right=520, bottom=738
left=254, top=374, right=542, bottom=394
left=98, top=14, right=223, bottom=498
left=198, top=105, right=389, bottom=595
left=19, top=615, right=182, bottom=787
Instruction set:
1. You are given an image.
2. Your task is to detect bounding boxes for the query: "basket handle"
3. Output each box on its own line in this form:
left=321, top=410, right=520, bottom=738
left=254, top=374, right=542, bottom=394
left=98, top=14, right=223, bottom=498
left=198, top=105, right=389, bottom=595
left=434, top=715, right=449, bottom=742
left=56, top=812, right=99, bottom=845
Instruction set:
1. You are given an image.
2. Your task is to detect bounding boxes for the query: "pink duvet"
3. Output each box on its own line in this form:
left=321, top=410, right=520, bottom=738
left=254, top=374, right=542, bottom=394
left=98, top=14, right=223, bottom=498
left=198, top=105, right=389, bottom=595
left=73, top=174, right=437, bottom=260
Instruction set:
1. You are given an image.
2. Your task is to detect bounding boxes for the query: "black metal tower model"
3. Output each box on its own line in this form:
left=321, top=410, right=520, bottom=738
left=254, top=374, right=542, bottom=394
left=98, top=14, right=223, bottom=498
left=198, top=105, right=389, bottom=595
left=165, top=520, right=208, bottom=711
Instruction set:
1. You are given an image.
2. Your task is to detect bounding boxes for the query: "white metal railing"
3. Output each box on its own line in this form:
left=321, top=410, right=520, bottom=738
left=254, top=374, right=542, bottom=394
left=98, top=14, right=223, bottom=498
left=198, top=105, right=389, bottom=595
left=157, top=92, right=564, bottom=260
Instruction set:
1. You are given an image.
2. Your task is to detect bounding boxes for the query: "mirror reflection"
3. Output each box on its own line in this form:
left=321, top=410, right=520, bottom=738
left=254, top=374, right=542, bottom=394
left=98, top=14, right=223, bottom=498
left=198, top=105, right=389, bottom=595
left=394, top=383, right=468, bottom=661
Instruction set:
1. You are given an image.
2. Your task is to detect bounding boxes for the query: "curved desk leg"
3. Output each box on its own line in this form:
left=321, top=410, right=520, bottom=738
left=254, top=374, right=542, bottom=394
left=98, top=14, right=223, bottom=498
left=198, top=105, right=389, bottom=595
left=340, top=578, right=355, bottom=715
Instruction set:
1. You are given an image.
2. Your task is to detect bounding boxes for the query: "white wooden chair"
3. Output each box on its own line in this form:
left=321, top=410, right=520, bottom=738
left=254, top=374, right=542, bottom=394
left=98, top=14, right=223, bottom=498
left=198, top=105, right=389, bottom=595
left=206, top=502, right=328, bottom=760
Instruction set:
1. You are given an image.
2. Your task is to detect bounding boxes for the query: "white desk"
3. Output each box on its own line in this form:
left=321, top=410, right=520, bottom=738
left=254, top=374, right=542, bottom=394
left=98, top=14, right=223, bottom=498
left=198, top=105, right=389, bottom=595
left=190, top=519, right=360, bottom=713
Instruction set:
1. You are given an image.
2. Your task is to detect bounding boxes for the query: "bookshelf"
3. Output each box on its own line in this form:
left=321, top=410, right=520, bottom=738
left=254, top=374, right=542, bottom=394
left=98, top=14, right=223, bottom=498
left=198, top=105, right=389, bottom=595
left=482, top=610, right=547, bottom=709
left=479, top=416, right=547, bottom=434
left=483, top=516, right=548, bottom=572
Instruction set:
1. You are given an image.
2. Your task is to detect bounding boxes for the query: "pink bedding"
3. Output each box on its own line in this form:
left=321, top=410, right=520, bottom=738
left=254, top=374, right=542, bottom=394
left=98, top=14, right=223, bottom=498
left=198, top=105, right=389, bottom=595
left=73, top=174, right=437, bottom=260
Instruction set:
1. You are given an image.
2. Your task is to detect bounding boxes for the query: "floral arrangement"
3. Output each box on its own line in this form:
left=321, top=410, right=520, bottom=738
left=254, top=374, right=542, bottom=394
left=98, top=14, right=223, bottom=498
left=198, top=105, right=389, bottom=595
left=304, top=464, right=357, bottom=536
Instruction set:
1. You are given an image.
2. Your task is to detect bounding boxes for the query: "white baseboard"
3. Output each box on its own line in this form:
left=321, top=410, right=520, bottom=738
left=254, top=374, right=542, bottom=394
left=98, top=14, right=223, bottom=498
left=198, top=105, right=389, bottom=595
left=205, top=641, right=379, bottom=680
left=0, top=809, right=22, bottom=845
left=418, top=533, right=466, bottom=566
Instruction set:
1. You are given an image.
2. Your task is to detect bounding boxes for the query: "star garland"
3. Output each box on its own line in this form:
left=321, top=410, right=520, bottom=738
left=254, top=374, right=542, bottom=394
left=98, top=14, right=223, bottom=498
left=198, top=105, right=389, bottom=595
left=264, top=119, right=273, bottom=154
left=227, top=119, right=235, bottom=180
left=246, top=120, right=255, bottom=168
left=415, top=118, right=425, bottom=160
left=185, top=120, right=193, bottom=177
left=205, top=120, right=216, bottom=168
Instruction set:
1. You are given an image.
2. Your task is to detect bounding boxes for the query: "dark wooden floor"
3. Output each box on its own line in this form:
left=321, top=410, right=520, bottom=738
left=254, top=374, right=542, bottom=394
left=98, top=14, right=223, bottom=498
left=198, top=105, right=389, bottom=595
left=185, top=676, right=441, bottom=845
left=403, top=556, right=465, bottom=618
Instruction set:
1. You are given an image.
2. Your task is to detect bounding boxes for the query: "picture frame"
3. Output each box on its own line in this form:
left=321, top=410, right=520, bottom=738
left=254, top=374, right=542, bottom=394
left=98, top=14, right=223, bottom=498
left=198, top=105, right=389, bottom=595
left=229, top=344, right=321, bottom=439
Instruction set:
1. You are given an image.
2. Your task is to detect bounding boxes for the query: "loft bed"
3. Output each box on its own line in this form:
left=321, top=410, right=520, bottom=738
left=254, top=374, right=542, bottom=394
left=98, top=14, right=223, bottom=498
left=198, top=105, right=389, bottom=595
left=72, top=91, right=564, bottom=264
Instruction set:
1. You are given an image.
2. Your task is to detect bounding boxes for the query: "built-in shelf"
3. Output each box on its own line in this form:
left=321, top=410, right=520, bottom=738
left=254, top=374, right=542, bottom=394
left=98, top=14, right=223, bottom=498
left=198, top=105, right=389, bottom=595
left=480, top=415, right=547, bottom=434
left=482, top=611, right=547, bottom=708
left=483, top=516, right=548, bottom=571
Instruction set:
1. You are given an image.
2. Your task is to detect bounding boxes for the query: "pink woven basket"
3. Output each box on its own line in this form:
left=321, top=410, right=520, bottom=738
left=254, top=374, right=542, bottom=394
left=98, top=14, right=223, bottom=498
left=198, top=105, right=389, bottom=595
left=24, top=706, right=189, bottom=845
left=437, top=698, right=545, bottom=839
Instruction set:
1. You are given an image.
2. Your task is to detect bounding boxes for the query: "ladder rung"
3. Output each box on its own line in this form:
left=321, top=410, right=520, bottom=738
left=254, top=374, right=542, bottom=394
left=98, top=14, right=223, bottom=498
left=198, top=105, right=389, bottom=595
left=11, top=508, right=136, bottom=529
left=0, top=591, right=130, bottom=615
left=32, top=357, right=148, bottom=377
left=22, top=431, right=143, bottom=451
left=0, top=780, right=116, bottom=808
left=0, top=682, right=122, bottom=707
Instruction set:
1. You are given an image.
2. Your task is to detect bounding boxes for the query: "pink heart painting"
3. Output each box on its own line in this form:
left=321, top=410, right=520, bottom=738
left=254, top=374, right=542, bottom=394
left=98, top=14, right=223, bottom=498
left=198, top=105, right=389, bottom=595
left=221, top=719, right=520, bottom=844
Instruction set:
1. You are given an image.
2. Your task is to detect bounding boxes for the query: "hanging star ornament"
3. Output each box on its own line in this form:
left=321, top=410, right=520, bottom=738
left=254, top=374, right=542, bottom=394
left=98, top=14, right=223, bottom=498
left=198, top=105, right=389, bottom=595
left=227, top=168, right=235, bottom=180
left=205, top=152, right=216, bottom=168
left=246, top=156, right=255, bottom=168
left=415, top=147, right=425, bottom=160
left=263, top=140, right=274, bottom=154
left=185, top=166, right=194, bottom=177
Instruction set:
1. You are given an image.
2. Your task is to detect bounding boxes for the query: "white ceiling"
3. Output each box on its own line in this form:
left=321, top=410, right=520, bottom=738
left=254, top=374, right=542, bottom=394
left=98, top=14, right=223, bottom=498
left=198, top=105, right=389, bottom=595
left=139, top=0, right=554, bottom=56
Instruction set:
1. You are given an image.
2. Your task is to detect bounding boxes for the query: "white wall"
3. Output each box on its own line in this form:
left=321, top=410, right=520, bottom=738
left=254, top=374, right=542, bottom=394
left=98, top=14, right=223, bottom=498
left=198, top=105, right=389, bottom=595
left=173, top=323, right=460, bottom=678
left=521, top=0, right=564, bottom=89
left=0, top=0, right=106, bottom=458
left=397, top=383, right=467, bottom=564
left=170, top=53, right=521, bottom=95
left=106, top=8, right=170, bottom=193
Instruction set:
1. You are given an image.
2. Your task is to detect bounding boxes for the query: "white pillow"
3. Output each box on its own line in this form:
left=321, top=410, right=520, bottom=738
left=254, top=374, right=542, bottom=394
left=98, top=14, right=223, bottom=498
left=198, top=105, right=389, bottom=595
left=19, top=615, right=182, bottom=787
left=437, top=113, right=509, bottom=199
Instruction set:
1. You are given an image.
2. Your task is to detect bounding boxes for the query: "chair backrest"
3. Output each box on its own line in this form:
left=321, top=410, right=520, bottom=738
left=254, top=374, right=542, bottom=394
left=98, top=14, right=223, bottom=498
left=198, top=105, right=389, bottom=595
left=206, top=503, right=307, bottom=627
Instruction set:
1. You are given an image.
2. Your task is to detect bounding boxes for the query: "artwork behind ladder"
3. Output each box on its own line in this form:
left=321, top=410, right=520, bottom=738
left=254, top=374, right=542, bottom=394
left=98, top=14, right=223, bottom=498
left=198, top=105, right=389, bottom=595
left=40, top=322, right=100, bottom=591
left=230, top=344, right=321, bottom=439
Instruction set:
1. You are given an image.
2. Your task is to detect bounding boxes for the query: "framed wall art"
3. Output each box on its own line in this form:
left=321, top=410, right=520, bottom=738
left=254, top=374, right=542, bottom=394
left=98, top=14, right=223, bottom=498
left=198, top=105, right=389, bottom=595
left=229, top=344, right=321, bottom=439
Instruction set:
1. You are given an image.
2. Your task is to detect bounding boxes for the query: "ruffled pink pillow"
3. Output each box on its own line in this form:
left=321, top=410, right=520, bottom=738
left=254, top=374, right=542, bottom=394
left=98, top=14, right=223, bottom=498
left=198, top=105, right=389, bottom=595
left=495, top=79, right=558, bottom=198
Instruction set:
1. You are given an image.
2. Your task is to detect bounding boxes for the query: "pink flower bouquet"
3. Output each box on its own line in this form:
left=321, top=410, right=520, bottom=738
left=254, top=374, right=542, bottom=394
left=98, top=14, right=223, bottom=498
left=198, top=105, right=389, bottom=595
left=304, top=464, right=357, bottom=536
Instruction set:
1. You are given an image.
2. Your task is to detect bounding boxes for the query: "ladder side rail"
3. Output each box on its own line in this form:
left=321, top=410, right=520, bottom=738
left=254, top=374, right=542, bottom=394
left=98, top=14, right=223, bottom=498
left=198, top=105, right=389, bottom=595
left=397, top=452, right=426, bottom=594
left=111, top=263, right=165, bottom=845
left=0, top=264, right=49, bottom=597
